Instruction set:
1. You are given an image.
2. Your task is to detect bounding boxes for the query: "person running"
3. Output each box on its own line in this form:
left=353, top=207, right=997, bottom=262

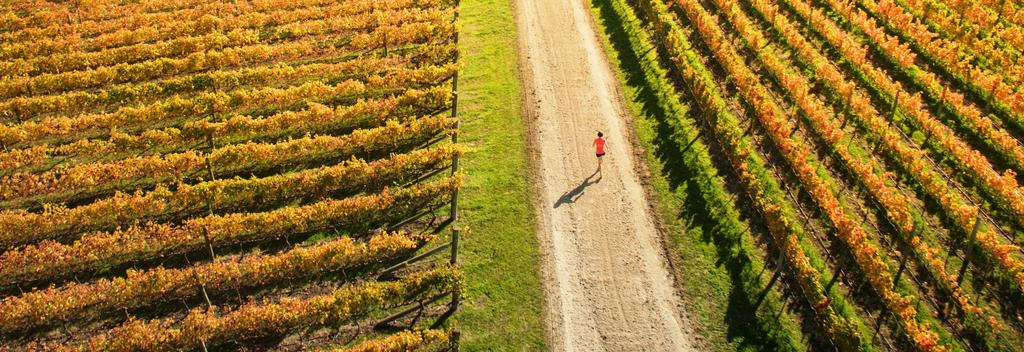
left=594, top=131, right=606, bottom=172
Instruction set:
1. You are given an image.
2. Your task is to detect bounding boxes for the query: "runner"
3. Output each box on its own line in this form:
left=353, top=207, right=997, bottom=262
left=594, top=131, right=606, bottom=172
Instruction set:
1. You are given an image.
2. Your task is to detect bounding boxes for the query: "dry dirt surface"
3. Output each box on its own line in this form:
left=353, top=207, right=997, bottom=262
left=514, top=0, right=699, bottom=350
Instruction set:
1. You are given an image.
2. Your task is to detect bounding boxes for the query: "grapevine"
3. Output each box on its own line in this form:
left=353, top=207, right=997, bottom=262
left=336, top=328, right=455, bottom=352
left=0, top=62, right=458, bottom=147
left=0, top=44, right=455, bottom=120
left=0, top=0, right=464, bottom=348
left=0, top=20, right=457, bottom=99
left=0, top=116, right=456, bottom=207
left=63, top=266, right=462, bottom=351
left=0, top=6, right=453, bottom=77
left=718, top=0, right=1013, bottom=343
left=0, top=177, right=461, bottom=288
left=0, top=0, right=454, bottom=60
left=778, top=0, right=1024, bottom=288
left=632, top=0, right=868, bottom=348
left=670, top=0, right=950, bottom=348
left=0, top=231, right=431, bottom=334
left=0, top=85, right=453, bottom=174
left=0, top=145, right=462, bottom=250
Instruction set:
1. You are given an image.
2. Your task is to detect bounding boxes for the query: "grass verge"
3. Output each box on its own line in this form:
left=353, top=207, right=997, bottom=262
left=456, top=0, right=547, bottom=350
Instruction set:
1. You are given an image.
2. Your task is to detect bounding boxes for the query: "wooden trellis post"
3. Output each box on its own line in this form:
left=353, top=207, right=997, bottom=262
left=451, top=329, right=461, bottom=352
left=194, top=269, right=212, bottom=309
left=450, top=229, right=460, bottom=265
left=892, top=253, right=908, bottom=288
left=184, top=254, right=212, bottom=308
left=449, top=0, right=462, bottom=315
left=449, top=11, right=461, bottom=223
left=451, top=228, right=461, bottom=310
left=890, top=91, right=900, bottom=118
left=766, top=250, right=785, bottom=292
left=450, top=125, right=460, bottom=223
left=957, top=212, right=982, bottom=285
left=892, top=223, right=919, bottom=287
left=826, top=270, right=842, bottom=293
left=201, top=226, right=217, bottom=261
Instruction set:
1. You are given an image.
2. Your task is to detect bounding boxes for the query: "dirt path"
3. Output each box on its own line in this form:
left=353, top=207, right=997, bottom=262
left=514, top=0, right=698, bottom=350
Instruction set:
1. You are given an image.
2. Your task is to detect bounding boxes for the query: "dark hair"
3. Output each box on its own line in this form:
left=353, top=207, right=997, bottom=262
left=597, top=131, right=604, bottom=137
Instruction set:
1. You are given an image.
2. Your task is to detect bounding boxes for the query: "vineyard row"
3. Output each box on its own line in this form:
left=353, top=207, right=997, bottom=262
left=0, top=85, right=452, bottom=175
left=0, top=44, right=454, bottom=120
left=0, top=19, right=456, bottom=100
left=0, top=231, right=430, bottom=334
left=0, top=62, right=458, bottom=147
left=630, top=0, right=869, bottom=347
left=0, top=145, right=462, bottom=250
left=46, top=266, right=462, bottom=351
left=0, top=116, right=456, bottom=209
left=0, top=0, right=454, bottom=60
left=0, top=176, right=461, bottom=289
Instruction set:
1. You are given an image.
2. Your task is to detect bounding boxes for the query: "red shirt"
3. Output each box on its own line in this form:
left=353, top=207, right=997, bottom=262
left=594, top=137, right=606, bottom=154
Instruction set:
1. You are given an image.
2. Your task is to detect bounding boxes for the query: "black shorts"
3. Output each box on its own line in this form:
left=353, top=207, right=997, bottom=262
left=597, top=153, right=606, bottom=158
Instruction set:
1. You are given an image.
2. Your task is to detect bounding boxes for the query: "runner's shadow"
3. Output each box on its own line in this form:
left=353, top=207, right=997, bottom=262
left=553, top=171, right=601, bottom=208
